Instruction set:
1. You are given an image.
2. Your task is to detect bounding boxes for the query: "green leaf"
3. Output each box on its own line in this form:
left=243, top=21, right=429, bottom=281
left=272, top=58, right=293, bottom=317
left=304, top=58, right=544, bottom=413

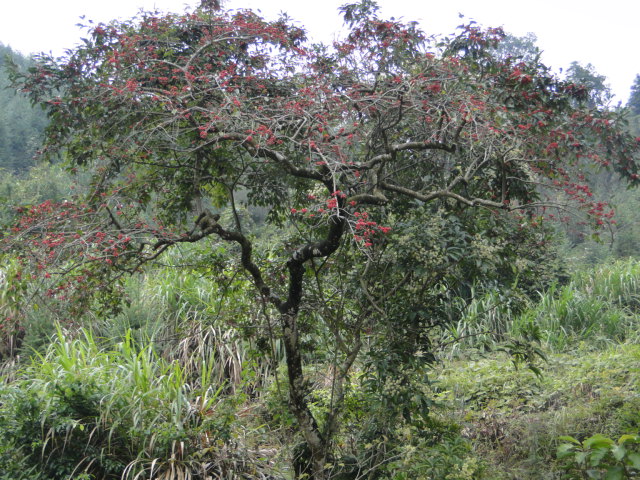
left=528, top=364, right=542, bottom=377
left=559, top=435, right=581, bottom=445
left=604, top=465, right=624, bottom=480
left=576, top=451, right=589, bottom=465
left=611, top=445, right=626, bottom=461
left=584, top=434, right=615, bottom=450
left=589, top=447, right=610, bottom=467
left=618, top=434, right=640, bottom=445
left=627, top=452, right=640, bottom=469
left=557, top=443, right=577, bottom=457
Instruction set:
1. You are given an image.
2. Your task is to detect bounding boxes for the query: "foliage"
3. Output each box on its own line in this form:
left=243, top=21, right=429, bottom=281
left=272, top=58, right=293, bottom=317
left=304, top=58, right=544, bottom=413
left=433, top=262, right=640, bottom=478
left=565, top=62, right=612, bottom=108
left=435, top=340, right=640, bottom=479
left=382, top=424, right=485, bottom=480
left=0, top=164, right=75, bottom=357
left=512, top=259, right=640, bottom=350
left=557, top=434, right=640, bottom=480
left=0, top=162, right=73, bottom=226
left=0, top=255, right=28, bottom=360
left=493, top=32, right=540, bottom=63
left=628, top=74, right=640, bottom=116
left=438, top=286, right=535, bottom=354
left=7, top=3, right=637, bottom=308
left=607, top=169, right=640, bottom=259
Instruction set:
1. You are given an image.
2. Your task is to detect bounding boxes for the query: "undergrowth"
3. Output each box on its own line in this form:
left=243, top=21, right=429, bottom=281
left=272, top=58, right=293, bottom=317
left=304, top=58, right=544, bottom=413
left=433, top=343, right=640, bottom=479
left=2, top=256, right=640, bottom=479
left=0, top=328, right=275, bottom=479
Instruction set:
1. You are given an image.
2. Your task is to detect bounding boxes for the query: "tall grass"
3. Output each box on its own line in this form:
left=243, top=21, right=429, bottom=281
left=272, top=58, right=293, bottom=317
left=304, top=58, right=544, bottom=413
left=511, top=259, right=640, bottom=351
left=0, top=328, right=272, bottom=479
left=90, top=248, right=278, bottom=394
left=437, top=286, right=529, bottom=358
left=0, top=242, right=289, bottom=478
left=439, top=259, right=640, bottom=356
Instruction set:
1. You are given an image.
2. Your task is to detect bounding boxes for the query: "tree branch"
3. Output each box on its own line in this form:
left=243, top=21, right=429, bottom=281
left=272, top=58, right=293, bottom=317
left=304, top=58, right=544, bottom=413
left=379, top=181, right=508, bottom=209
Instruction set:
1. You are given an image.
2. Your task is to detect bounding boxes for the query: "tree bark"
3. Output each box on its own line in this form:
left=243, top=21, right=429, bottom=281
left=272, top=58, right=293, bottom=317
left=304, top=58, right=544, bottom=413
left=281, top=310, right=328, bottom=478
left=278, top=213, right=346, bottom=479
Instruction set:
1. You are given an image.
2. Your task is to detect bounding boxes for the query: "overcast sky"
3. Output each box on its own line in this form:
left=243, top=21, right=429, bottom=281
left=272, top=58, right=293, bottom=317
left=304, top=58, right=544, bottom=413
left=1, top=0, right=638, bottom=104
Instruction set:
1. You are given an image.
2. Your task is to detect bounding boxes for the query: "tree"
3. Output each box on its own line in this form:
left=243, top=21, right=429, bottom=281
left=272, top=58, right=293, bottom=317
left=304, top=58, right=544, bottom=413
left=0, top=44, right=48, bottom=172
left=5, top=2, right=640, bottom=478
left=628, top=74, right=640, bottom=116
left=565, top=61, right=612, bottom=108
left=493, top=31, right=540, bottom=63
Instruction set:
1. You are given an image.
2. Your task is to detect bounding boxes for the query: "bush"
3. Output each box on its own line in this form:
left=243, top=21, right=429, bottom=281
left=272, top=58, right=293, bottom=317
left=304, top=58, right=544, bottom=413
left=557, top=434, right=640, bottom=479
left=382, top=425, right=485, bottom=480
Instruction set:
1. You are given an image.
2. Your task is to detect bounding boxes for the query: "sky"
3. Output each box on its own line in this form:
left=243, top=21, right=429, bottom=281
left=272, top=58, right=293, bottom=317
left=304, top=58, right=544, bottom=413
left=1, top=0, right=638, bottom=104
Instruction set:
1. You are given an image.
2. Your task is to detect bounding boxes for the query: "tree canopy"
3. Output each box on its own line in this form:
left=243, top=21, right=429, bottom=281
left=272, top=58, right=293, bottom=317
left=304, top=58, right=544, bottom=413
left=629, top=74, right=640, bottom=116
left=565, top=61, right=612, bottom=108
left=0, top=44, right=48, bottom=172
left=4, top=2, right=640, bottom=478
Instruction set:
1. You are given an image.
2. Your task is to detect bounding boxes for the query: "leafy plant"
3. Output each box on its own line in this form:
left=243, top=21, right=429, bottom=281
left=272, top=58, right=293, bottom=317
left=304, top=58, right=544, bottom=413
left=516, top=259, right=640, bottom=351
left=557, top=433, right=640, bottom=479
left=383, top=425, right=485, bottom=480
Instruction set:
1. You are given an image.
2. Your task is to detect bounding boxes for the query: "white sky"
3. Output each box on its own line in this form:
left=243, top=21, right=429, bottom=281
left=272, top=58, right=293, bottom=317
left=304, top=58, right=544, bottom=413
left=1, top=0, right=638, bottom=104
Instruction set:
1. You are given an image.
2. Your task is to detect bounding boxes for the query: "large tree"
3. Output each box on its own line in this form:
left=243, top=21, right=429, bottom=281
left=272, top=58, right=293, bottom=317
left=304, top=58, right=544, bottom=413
left=5, top=1, right=640, bottom=478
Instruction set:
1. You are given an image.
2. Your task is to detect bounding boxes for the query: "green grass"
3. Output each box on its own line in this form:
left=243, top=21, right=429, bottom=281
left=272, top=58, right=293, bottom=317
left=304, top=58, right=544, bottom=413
left=512, top=260, right=640, bottom=350
left=0, top=327, right=271, bottom=479
left=433, top=342, right=640, bottom=479
left=441, top=259, right=640, bottom=354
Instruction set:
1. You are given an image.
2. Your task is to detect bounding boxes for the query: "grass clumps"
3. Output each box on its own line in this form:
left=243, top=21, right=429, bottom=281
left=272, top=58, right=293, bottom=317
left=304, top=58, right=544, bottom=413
left=0, top=328, right=269, bottom=479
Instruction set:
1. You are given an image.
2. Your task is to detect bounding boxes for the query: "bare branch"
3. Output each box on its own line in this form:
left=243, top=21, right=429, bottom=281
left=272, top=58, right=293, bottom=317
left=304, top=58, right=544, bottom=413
left=379, top=181, right=508, bottom=209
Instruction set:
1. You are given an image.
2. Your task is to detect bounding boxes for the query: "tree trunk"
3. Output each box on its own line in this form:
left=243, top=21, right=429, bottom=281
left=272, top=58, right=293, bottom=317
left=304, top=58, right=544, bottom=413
left=281, top=310, right=328, bottom=479
left=276, top=212, right=345, bottom=479
left=203, top=209, right=346, bottom=479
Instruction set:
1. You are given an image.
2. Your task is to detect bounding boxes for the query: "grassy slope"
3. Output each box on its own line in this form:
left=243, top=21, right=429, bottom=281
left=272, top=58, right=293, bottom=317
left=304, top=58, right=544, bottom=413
left=434, top=343, right=640, bottom=479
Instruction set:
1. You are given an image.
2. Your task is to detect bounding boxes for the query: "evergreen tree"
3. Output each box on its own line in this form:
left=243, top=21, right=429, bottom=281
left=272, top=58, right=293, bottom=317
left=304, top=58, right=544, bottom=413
left=628, top=74, right=640, bottom=115
left=0, top=44, right=48, bottom=172
left=565, top=61, right=611, bottom=108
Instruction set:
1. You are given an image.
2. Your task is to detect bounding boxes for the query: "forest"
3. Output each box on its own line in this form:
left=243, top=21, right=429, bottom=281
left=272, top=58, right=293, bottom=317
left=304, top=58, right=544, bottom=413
left=1, top=1, right=640, bottom=479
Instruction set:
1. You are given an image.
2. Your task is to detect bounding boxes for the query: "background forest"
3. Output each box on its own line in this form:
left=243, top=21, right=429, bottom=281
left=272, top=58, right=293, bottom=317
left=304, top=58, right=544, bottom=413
left=1, top=3, right=640, bottom=479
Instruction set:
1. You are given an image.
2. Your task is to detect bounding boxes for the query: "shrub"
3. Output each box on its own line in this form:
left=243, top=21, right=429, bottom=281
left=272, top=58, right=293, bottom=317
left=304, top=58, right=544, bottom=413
left=557, top=434, right=640, bottom=479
